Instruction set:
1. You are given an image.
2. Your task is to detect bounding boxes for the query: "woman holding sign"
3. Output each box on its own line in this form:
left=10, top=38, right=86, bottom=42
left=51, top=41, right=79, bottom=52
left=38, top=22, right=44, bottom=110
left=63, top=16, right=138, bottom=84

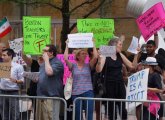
left=96, top=37, right=135, bottom=120
left=64, top=40, right=97, bottom=120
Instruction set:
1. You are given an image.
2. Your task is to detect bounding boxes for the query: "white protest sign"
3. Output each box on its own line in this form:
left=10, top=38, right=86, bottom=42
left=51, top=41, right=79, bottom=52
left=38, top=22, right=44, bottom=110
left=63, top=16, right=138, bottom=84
left=68, top=33, right=93, bottom=48
left=127, top=36, right=139, bottom=54
left=9, top=38, right=23, bottom=53
left=155, top=28, right=165, bottom=53
left=126, top=68, right=149, bottom=111
left=9, top=38, right=26, bottom=65
left=23, top=72, right=39, bottom=81
left=99, top=45, right=116, bottom=57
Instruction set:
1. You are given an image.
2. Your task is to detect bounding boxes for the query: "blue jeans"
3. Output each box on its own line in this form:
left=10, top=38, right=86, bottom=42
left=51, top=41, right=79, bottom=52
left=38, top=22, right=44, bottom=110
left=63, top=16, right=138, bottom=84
left=72, top=90, right=94, bottom=120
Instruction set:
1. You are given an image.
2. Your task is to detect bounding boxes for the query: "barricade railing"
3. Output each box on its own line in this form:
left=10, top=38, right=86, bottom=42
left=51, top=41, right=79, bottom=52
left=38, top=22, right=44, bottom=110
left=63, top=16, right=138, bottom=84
left=0, top=95, right=67, bottom=120
left=73, top=97, right=165, bottom=120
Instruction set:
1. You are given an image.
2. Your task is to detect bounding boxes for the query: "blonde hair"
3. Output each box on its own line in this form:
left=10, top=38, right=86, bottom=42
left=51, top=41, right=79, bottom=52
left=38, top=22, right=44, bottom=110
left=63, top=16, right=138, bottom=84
left=75, top=49, right=85, bottom=61
left=108, top=37, right=122, bottom=46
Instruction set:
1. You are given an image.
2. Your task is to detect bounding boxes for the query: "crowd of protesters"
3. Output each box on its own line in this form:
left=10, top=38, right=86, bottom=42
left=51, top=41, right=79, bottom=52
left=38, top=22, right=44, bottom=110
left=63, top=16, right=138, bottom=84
left=0, top=33, right=165, bottom=120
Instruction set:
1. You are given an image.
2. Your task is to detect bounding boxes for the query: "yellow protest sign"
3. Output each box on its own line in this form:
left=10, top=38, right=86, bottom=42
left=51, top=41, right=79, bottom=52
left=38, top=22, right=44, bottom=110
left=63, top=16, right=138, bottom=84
left=23, top=16, right=51, bottom=55
left=77, top=19, right=114, bottom=48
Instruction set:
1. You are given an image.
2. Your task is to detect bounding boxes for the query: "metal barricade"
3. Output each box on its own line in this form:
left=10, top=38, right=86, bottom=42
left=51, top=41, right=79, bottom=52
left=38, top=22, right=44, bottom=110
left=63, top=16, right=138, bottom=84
left=73, top=97, right=165, bottom=120
left=0, top=94, right=67, bottom=120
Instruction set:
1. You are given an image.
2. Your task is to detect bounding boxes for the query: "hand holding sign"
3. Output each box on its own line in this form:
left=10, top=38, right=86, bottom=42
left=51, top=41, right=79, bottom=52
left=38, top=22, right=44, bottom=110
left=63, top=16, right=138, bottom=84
left=68, top=33, right=93, bottom=48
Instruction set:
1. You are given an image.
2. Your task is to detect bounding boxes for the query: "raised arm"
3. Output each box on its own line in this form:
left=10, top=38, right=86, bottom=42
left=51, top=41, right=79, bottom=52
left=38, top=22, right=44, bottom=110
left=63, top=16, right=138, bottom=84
left=154, top=33, right=158, bottom=49
left=95, top=52, right=106, bottom=73
left=64, top=40, right=72, bottom=70
left=89, top=40, right=98, bottom=69
left=120, top=53, right=135, bottom=70
left=22, top=54, right=33, bottom=66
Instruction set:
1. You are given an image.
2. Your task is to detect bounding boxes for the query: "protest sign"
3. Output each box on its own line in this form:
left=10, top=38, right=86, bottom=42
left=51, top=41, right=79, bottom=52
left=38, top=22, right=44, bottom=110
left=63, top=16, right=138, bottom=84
left=9, top=38, right=23, bottom=53
left=99, top=45, right=116, bottom=58
left=8, top=38, right=26, bottom=65
left=77, top=19, right=114, bottom=48
left=126, top=68, right=149, bottom=111
left=127, top=36, right=139, bottom=54
left=23, top=72, right=39, bottom=81
left=136, top=2, right=165, bottom=41
left=23, top=16, right=51, bottom=55
left=68, top=33, right=93, bottom=48
left=57, top=54, right=89, bottom=84
left=0, top=62, right=11, bottom=78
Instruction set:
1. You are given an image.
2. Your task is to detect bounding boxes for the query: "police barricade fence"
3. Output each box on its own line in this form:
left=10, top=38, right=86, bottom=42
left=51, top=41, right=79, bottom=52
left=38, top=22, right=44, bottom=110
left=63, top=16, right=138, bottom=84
left=0, top=95, right=67, bottom=120
left=72, top=97, right=165, bottom=120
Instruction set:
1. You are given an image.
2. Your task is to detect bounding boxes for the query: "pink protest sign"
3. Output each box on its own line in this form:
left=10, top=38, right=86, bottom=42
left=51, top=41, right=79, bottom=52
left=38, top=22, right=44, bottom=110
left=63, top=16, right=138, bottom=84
left=136, top=2, right=165, bottom=41
left=57, top=54, right=89, bottom=84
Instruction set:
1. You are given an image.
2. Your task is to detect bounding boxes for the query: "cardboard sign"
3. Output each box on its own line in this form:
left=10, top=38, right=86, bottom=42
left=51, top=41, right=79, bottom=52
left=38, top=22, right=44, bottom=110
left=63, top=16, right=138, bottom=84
left=68, top=33, right=93, bottom=48
left=23, top=16, right=51, bottom=55
left=0, top=62, right=11, bottom=78
left=136, top=2, right=165, bottom=41
left=127, top=36, right=139, bottom=54
left=126, top=69, right=149, bottom=111
left=77, top=19, right=114, bottom=48
left=57, top=54, right=89, bottom=84
left=23, top=72, right=39, bottom=80
left=99, top=45, right=116, bottom=57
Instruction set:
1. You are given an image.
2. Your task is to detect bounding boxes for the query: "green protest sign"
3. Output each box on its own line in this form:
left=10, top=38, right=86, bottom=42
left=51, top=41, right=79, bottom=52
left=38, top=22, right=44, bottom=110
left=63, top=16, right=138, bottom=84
left=77, top=19, right=114, bottom=48
left=23, top=16, right=51, bottom=55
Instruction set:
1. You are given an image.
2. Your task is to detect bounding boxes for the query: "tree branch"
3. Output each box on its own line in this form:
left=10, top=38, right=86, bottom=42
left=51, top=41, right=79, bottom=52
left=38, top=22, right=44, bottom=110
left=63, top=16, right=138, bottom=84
left=7, top=0, right=62, bottom=11
left=83, top=0, right=106, bottom=18
left=69, top=0, right=106, bottom=32
left=70, top=0, right=96, bottom=14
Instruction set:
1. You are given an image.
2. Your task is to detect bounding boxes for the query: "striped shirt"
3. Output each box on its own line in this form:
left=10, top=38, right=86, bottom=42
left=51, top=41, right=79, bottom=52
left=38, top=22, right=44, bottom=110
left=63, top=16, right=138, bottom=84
left=71, top=63, right=93, bottom=95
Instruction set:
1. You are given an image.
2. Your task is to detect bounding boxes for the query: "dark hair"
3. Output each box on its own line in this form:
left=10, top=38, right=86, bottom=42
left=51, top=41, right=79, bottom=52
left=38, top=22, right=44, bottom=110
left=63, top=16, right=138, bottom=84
left=2, top=48, right=15, bottom=59
left=146, top=40, right=156, bottom=46
left=87, top=48, right=93, bottom=58
left=158, top=48, right=165, bottom=58
left=46, top=44, right=57, bottom=57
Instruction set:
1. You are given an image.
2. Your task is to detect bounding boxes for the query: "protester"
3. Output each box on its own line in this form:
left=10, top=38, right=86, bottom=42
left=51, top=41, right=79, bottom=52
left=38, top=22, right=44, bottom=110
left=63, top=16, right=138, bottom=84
left=0, top=42, right=6, bottom=62
left=0, top=48, right=24, bottom=120
left=64, top=40, right=97, bottom=120
left=36, top=44, right=64, bottom=120
left=141, top=57, right=164, bottom=120
left=133, top=35, right=165, bottom=119
left=96, top=37, right=135, bottom=120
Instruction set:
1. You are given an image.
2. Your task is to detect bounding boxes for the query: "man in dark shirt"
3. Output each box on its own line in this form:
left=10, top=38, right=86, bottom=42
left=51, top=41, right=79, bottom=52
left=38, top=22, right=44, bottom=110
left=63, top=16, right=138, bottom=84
left=36, top=44, right=64, bottom=120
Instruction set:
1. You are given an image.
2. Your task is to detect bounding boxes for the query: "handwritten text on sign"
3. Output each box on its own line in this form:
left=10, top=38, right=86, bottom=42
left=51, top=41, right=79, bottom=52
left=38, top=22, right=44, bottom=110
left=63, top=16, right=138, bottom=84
left=23, top=16, right=51, bottom=55
left=0, top=62, right=11, bottom=78
left=136, top=2, right=165, bottom=41
left=99, top=45, right=116, bottom=58
left=126, top=69, right=149, bottom=111
left=68, top=33, right=93, bottom=48
left=77, top=19, right=114, bottom=48
left=57, top=54, right=89, bottom=84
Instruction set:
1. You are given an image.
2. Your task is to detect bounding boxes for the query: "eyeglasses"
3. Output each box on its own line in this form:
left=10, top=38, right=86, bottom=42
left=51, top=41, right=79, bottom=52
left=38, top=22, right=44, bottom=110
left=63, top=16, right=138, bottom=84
left=42, top=49, right=49, bottom=52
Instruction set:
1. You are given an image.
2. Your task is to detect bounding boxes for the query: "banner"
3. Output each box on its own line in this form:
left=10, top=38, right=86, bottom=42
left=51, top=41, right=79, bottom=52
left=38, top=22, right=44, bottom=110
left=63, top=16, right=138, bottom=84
left=136, top=2, right=165, bottom=41
left=57, top=54, right=89, bottom=84
left=23, top=16, right=51, bottom=55
left=23, top=72, right=39, bottom=81
left=99, top=45, right=116, bottom=58
left=77, top=19, right=114, bottom=48
left=68, top=33, right=93, bottom=48
left=0, top=62, right=11, bottom=78
left=126, top=69, right=149, bottom=111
